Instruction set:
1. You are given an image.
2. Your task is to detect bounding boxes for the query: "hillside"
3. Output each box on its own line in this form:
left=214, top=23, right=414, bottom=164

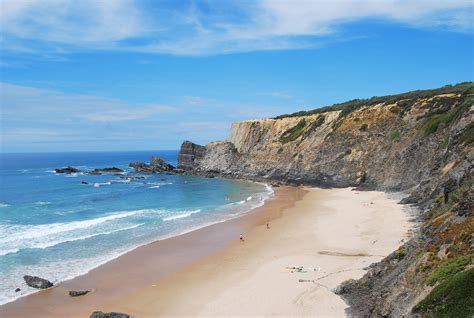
left=177, top=82, right=473, bottom=317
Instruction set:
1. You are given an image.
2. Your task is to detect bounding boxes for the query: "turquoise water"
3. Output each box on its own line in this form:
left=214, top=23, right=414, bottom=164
left=0, top=151, right=272, bottom=305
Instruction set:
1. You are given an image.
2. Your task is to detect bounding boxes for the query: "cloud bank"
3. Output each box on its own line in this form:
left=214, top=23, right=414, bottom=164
left=1, top=0, right=472, bottom=56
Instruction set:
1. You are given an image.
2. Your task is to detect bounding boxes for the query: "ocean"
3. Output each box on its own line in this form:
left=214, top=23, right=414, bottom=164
left=0, top=150, right=273, bottom=305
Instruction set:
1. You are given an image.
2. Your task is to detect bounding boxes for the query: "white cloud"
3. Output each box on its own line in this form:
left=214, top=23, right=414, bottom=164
left=0, top=82, right=177, bottom=123
left=0, top=0, right=472, bottom=56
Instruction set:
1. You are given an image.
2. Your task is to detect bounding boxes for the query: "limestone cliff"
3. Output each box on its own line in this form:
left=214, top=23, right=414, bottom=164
left=179, top=82, right=473, bottom=317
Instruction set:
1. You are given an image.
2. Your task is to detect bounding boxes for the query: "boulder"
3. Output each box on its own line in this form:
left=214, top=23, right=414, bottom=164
left=15, top=288, right=21, bottom=292
left=90, top=311, right=131, bottom=318
left=69, top=290, right=90, bottom=297
left=23, top=275, right=53, bottom=289
left=55, top=166, right=81, bottom=174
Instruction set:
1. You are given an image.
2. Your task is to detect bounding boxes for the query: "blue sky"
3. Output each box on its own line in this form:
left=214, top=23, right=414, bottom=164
left=0, top=0, right=473, bottom=153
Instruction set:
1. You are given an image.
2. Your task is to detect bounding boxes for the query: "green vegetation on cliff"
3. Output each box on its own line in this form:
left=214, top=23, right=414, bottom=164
left=412, top=268, right=474, bottom=318
left=279, top=119, right=307, bottom=143
left=421, top=96, right=473, bottom=136
left=427, top=254, right=472, bottom=286
left=274, top=82, right=473, bottom=120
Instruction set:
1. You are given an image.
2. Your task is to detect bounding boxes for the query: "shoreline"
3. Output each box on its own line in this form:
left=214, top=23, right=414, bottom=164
left=0, top=186, right=414, bottom=317
left=0, top=186, right=304, bottom=317
left=0, top=178, right=274, bottom=307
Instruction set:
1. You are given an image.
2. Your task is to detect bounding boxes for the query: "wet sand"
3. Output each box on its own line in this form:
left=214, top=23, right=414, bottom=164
left=0, top=186, right=412, bottom=317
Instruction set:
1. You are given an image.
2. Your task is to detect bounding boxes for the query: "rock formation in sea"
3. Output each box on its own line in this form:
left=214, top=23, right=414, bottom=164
left=23, top=275, right=53, bottom=289
left=177, top=82, right=473, bottom=317
left=177, top=140, right=206, bottom=173
left=55, top=167, right=124, bottom=175
left=129, top=156, right=176, bottom=173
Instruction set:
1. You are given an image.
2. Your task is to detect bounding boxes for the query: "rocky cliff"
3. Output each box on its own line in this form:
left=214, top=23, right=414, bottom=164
left=179, top=82, right=473, bottom=317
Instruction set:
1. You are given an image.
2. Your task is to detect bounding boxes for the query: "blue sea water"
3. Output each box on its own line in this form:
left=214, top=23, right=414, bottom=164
left=0, top=151, right=272, bottom=305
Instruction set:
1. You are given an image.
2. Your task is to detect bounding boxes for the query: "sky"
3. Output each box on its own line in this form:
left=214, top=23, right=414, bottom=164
left=0, top=0, right=473, bottom=153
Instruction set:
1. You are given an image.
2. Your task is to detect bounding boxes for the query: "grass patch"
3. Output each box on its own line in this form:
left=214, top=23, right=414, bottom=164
left=390, top=130, right=400, bottom=141
left=421, top=96, right=473, bottom=136
left=338, top=149, right=352, bottom=159
left=395, top=247, right=407, bottom=259
left=280, top=119, right=307, bottom=143
left=427, top=254, right=473, bottom=286
left=412, top=268, right=474, bottom=318
left=461, top=123, right=474, bottom=145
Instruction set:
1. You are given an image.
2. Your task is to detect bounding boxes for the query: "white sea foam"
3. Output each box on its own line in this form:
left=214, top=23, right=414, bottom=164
left=94, top=182, right=112, bottom=187
left=148, top=185, right=160, bottom=189
left=0, top=210, right=142, bottom=245
left=35, top=201, right=51, bottom=205
left=0, top=203, right=10, bottom=208
left=0, top=223, right=144, bottom=256
left=162, top=209, right=201, bottom=221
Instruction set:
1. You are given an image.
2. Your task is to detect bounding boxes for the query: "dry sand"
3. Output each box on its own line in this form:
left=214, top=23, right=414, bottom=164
left=0, top=186, right=413, bottom=317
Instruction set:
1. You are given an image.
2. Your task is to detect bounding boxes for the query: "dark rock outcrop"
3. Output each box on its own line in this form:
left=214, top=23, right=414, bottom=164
left=129, top=156, right=175, bottom=174
left=90, top=311, right=130, bottom=318
left=177, top=141, right=206, bottom=172
left=55, top=167, right=123, bottom=175
left=15, top=288, right=21, bottom=292
left=89, top=167, right=124, bottom=175
left=23, top=275, right=53, bottom=289
left=69, top=290, right=90, bottom=297
left=55, top=166, right=81, bottom=174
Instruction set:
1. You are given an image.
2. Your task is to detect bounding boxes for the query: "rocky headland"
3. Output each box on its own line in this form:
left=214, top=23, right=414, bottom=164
left=177, top=82, right=473, bottom=317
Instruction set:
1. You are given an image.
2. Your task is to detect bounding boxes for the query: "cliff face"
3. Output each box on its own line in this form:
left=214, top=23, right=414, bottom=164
left=195, top=92, right=471, bottom=195
left=179, top=83, right=473, bottom=317
left=177, top=140, right=206, bottom=172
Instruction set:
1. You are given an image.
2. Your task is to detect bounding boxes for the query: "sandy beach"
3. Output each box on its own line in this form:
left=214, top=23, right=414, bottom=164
left=0, top=186, right=413, bottom=317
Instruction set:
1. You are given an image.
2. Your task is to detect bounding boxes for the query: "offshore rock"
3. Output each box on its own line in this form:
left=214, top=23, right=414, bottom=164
left=177, top=141, right=206, bottom=172
left=23, top=275, right=53, bottom=289
left=88, top=167, right=124, bottom=175
left=90, top=311, right=131, bottom=318
left=55, top=166, right=81, bottom=174
left=129, top=156, right=175, bottom=174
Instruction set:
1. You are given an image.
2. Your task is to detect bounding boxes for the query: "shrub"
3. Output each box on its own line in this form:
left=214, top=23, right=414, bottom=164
left=359, top=124, right=368, bottom=132
left=280, top=119, right=307, bottom=143
left=412, top=268, right=474, bottom=318
left=421, top=96, right=472, bottom=136
left=338, top=149, right=352, bottom=159
left=390, top=130, right=400, bottom=141
left=461, top=123, right=474, bottom=145
left=395, top=247, right=407, bottom=259
left=427, top=254, right=472, bottom=286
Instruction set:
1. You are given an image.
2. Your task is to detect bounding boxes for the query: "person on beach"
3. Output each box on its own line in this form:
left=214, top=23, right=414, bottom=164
left=266, top=223, right=270, bottom=229
left=240, top=234, right=244, bottom=241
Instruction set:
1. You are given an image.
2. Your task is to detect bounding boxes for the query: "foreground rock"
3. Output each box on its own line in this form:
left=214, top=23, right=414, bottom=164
left=23, top=275, right=53, bottom=289
left=90, top=311, right=130, bottom=318
left=129, top=156, right=176, bottom=174
left=69, top=290, right=90, bottom=297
